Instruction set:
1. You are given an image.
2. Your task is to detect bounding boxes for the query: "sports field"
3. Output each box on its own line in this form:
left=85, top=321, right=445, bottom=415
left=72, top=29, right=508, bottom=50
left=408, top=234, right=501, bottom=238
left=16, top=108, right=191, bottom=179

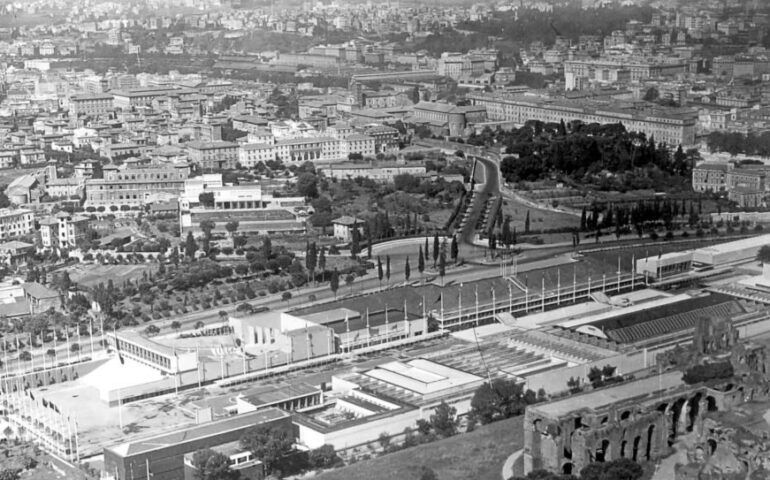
left=68, top=264, right=158, bottom=288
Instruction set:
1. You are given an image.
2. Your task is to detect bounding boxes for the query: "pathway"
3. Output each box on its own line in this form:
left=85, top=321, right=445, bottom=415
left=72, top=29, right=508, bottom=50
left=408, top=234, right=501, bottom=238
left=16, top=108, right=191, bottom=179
left=501, top=448, right=522, bottom=480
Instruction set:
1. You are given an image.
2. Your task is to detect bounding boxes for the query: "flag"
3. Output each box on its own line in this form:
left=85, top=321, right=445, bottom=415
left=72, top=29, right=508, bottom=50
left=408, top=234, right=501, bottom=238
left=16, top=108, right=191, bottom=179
left=434, top=292, right=442, bottom=304
left=114, top=330, right=124, bottom=365
left=42, top=398, right=48, bottom=408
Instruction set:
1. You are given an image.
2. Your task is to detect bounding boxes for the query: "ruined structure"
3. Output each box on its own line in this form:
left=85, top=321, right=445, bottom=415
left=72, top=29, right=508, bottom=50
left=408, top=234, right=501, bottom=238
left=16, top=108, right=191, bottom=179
left=523, top=316, right=770, bottom=476
left=523, top=371, right=732, bottom=475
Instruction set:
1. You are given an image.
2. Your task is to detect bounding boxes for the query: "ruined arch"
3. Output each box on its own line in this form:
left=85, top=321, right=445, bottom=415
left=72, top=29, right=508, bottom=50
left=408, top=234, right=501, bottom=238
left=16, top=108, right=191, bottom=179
left=562, top=462, right=573, bottom=475
left=707, top=438, right=717, bottom=456
left=596, top=439, right=611, bottom=462
left=645, top=424, right=656, bottom=460
left=706, top=395, right=717, bottom=412
left=620, top=439, right=628, bottom=458
left=620, top=410, right=632, bottom=421
left=687, top=392, right=703, bottom=432
left=671, top=397, right=687, bottom=440
left=632, top=435, right=642, bottom=461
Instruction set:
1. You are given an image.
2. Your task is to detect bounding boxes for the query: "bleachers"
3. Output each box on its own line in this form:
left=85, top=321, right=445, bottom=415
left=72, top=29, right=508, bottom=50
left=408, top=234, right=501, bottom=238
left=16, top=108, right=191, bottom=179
left=508, top=330, right=616, bottom=363
left=605, top=301, right=743, bottom=344
left=192, top=208, right=296, bottom=222
left=429, top=343, right=551, bottom=379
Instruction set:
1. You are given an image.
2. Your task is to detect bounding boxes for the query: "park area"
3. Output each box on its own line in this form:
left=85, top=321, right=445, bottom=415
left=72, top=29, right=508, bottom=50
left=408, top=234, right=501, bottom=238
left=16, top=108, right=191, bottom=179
left=315, top=416, right=523, bottom=480
left=67, top=264, right=158, bottom=288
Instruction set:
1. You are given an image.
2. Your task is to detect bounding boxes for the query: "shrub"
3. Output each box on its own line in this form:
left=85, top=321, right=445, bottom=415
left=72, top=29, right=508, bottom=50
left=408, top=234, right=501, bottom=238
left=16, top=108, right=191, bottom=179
left=683, top=361, right=734, bottom=385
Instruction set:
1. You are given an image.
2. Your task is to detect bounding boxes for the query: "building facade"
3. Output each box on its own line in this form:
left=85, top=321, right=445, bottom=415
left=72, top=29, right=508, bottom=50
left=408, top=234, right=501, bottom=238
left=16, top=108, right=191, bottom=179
left=85, top=163, right=189, bottom=208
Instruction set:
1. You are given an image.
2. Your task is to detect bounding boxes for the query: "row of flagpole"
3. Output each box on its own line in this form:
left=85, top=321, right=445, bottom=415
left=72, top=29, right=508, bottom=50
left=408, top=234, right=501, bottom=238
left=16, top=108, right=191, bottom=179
left=436, top=254, right=640, bottom=326
left=2, top=375, right=78, bottom=462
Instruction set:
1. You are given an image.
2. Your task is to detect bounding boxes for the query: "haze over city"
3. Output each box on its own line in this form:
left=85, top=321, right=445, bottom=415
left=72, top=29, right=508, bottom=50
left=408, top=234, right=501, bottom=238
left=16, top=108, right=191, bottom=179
left=0, top=0, right=767, bottom=480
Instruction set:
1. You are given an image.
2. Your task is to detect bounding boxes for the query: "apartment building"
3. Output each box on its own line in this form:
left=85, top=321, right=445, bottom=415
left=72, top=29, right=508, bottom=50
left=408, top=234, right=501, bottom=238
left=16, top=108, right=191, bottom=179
left=467, top=92, right=697, bottom=146
left=692, top=164, right=729, bottom=192
left=564, top=59, right=688, bottom=89
left=187, top=141, right=239, bottom=170
left=0, top=209, right=34, bottom=241
left=320, top=163, right=426, bottom=182
left=85, top=163, right=190, bottom=208
left=69, top=94, right=114, bottom=117
left=238, top=135, right=376, bottom=167
left=411, top=102, right=488, bottom=137
left=39, top=211, right=89, bottom=249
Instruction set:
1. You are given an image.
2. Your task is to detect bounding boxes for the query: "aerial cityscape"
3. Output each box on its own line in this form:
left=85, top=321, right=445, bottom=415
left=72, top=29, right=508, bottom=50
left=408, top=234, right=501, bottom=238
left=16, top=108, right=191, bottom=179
left=0, top=0, right=768, bottom=479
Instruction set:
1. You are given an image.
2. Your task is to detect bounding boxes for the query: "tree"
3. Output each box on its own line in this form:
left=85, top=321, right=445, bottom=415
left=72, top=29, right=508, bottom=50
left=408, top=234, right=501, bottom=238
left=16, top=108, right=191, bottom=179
left=404, top=257, right=411, bottom=282
left=432, top=233, right=439, bottom=266
left=198, top=192, right=215, bottom=207
left=438, top=251, right=446, bottom=283
left=757, top=245, right=770, bottom=264
left=350, top=227, right=360, bottom=258
left=0, top=468, right=21, bottom=480
left=430, top=401, right=459, bottom=437
left=580, top=458, right=643, bottom=480
left=191, top=448, right=238, bottom=480
left=18, top=351, right=31, bottom=362
left=450, top=235, right=459, bottom=261
left=385, top=255, right=391, bottom=283
left=225, top=221, right=239, bottom=244
left=377, top=257, right=383, bottom=288
left=308, top=444, right=339, bottom=469
left=240, top=426, right=294, bottom=475
left=144, top=325, right=160, bottom=336
left=330, top=269, right=340, bottom=299
left=470, top=377, right=540, bottom=425
left=524, top=210, right=531, bottom=234
left=185, top=232, right=198, bottom=259
left=281, top=291, right=292, bottom=304
left=418, top=246, right=425, bottom=277
left=200, top=220, right=216, bottom=238
left=296, top=172, right=319, bottom=198
left=262, top=237, right=272, bottom=260
left=345, top=274, right=354, bottom=293
left=306, top=242, right=317, bottom=284
left=171, top=320, right=181, bottom=332
left=317, top=247, right=326, bottom=281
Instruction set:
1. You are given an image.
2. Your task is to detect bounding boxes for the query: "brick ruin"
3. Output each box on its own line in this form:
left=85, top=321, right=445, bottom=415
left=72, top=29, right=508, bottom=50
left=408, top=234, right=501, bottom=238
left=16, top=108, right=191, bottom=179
left=523, top=315, right=770, bottom=476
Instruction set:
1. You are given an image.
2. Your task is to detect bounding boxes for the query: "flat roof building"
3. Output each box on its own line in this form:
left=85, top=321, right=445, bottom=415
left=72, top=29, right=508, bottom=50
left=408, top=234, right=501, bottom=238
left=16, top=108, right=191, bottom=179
left=104, top=408, right=292, bottom=480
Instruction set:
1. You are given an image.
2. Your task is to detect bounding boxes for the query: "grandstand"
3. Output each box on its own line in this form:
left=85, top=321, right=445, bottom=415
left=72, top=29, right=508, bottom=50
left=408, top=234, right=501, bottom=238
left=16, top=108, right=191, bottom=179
left=507, top=329, right=621, bottom=363
left=564, top=293, right=751, bottom=345
left=183, top=208, right=306, bottom=234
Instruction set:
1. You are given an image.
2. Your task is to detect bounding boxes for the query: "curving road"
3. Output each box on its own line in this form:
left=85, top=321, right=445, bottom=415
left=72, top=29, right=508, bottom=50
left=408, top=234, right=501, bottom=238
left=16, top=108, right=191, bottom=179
left=458, top=155, right=501, bottom=247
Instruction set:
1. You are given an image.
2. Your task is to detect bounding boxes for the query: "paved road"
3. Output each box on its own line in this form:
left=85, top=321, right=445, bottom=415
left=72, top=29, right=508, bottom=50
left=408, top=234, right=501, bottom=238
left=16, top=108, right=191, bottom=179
left=459, top=156, right=501, bottom=246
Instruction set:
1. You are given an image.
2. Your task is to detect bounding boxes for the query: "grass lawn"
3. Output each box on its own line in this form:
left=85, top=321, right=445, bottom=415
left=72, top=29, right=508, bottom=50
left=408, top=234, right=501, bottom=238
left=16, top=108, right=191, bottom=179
left=314, top=416, right=523, bottom=480
left=502, top=196, right=579, bottom=241
left=68, top=264, right=158, bottom=288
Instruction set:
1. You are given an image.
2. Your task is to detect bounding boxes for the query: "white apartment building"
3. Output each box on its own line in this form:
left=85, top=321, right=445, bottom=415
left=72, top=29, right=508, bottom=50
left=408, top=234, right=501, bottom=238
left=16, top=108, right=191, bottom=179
left=0, top=209, right=34, bottom=241
left=237, top=135, right=376, bottom=167
left=39, top=212, right=89, bottom=249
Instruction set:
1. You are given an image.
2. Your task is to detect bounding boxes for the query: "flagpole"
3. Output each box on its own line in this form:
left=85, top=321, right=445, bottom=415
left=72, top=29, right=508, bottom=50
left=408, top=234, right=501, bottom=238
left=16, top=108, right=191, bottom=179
left=89, top=317, right=95, bottom=358
left=65, top=328, right=71, bottom=364
left=458, top=284, right=462, bottom=327
left=474, top=285, right=479, bottom=327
